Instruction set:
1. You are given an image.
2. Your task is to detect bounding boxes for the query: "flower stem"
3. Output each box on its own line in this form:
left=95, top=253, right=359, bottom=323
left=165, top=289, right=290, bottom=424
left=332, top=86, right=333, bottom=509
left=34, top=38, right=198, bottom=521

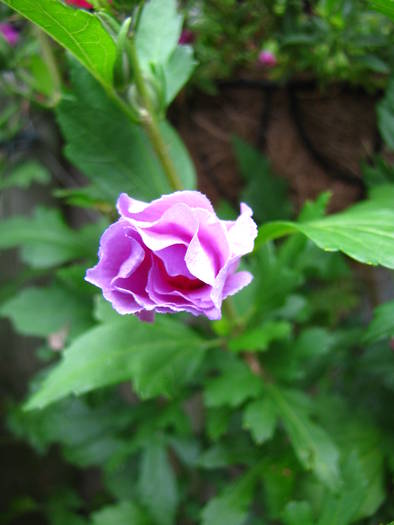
left=126, top=39, right=183, bottom=192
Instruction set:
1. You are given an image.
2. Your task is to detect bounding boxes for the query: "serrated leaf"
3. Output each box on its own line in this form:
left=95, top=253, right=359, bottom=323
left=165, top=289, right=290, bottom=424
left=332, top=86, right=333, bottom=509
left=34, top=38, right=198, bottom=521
left=92, top=501, right=148, bottom=525
left=204, top=361, right=263, bottom=408
left=56, top=62, right=195, bottom=201
left=243, top=397, right=277, bottom=444
left=0, top=285, right=93, bottom=339
left=136, top=0, right=183, bottom=71
left=229, top=321, right=291, bottom=352
left=267, top=386, right=340, bottom=490
left=258, top=195, right=394, bottom=269
left=25, top=317, right=206, bottom=410
left=364, top=300, right=394, bottom=343
left=138, top=439, right=178, bottom=525
left=0, top=207, right=93, bottom=268
left=0, top=161, right=50, bottom=190
left=2, top=0, right=116, bottom=87
left=201, top=471, right=257, bottom=525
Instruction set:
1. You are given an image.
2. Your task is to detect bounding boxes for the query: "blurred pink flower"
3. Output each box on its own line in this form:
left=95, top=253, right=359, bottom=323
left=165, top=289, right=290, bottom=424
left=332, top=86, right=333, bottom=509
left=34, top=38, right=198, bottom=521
left=65, top=0, right=93, bottom=8
left=179, top=29, right=195, bottom=45
left=86, top=191, right=257, bottom=322
left=258, top=50, right=277, bottom=68
left=0, top=23, right=19, bottom=46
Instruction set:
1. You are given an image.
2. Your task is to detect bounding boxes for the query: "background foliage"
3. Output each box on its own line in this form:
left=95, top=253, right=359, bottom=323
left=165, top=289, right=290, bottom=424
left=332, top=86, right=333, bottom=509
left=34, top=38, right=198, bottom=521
left=0, top=0, right=393, bottom=524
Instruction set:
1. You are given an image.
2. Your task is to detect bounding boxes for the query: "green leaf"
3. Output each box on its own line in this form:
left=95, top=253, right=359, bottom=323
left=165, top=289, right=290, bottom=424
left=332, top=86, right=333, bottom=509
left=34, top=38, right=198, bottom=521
left=56, top=62, right=195, bottom=202
left=365, top=300, right=394, bottom=343
left=377, top=76, right=394, bottom=149
left=2, top=0, right=116, bottom=87
left=370, top=0, right=394, bottom=21
left=233, top=136, right=292, bottom=223
left=258, top=196, right=394, bottom=269
left=25, top=317, right=206, bottom=410
left=201, top=471, right=257, bottom=525
left=0, top=207, right=93, bottom=268
left=204, top=361, right=264, bottom=408
left=229, top=321, right=291, bottom=352
left=136, top=0, right=183, bottom=71
left=163, top=45, right=196, bottom=104
left=282, top=501, right=314, bottom=525
left=92, top=501, right=149, bottom=525
left=242, top=397, right=277, bottom=444
left=0, top=285, right=93, bottom=339
left=0, top=161, right=50, bottom=190
left=138, top=439, right=178, bottom=525
left=267, top=386, right=340, bottom=490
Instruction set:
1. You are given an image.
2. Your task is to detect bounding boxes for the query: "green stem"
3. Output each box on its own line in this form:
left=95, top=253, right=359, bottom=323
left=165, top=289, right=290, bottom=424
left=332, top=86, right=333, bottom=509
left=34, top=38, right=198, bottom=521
left=127, top=39, right=183, bottom=192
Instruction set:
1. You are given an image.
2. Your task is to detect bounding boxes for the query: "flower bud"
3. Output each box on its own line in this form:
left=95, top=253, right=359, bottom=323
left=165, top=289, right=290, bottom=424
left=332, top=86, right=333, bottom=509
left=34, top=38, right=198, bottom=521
left=179, top=29, right=195, bottom=46
left=0, top=23, right=19, bottom=46
left=258, top=50, right=277, bottom=68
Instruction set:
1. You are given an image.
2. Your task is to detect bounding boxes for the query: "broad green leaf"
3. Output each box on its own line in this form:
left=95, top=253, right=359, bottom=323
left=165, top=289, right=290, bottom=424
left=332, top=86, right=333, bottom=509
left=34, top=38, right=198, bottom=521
left=258, top=197, right=394, bottom=269
left=0, top=207, right=93, bottom=268
left=267, top=386, right=340, bottom=490
left=370, top=0, right=394, bottom=21
left=233, top=136, right=292, bottom=223
left=56, top=63, right=195, bottom=202
left=0, top=285, right=93, bottom=339
left=204, top=361, right=263, bottom=408
left=282, top=501, right=314, bottom=525
left=201, top=471, right=257, bottom=525
left=163, top=45, right=197, bottom=104
left=364, top=300, right=394, bottom=342
left=229, top=321, right=291, bottom=352
left=242, top=397, right=277, bottom=444
left=0, top=161, right=50, bottom=190
left=136, top=0, right=183, bottom=71
left=138, top=439, right=178, bottom=525
left=2, top=0, right=116, bottom=87
left=377, top=76, right=394, bottom=149
left=25, top=317, right=206, bottom=409
left=92, top=501, right=149, bottom=525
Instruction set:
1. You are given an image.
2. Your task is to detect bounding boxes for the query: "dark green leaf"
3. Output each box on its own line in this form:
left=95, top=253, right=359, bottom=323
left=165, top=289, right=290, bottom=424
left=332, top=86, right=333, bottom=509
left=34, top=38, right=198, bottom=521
left=282, top=501, right=314, bottom=525
left=370, top=0, right=394, bottom=21
left=377, top=76, right=394, bottom=149
left=364, top=300, right=394, bottom=343
left=243, top=397, right=277, bottom=444
left=0, top=161, right=50, bottom=190
left=138, top=439, right=178, bottom=525
left=92, top=501, right=149, bottom=525
left=25, top=317, right=206, bottom=409
left=229, top=321, right=291, bottom=352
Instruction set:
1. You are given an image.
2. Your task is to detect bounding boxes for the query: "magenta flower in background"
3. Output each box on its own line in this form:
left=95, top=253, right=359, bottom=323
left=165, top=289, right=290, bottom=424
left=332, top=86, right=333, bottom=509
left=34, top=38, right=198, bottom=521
left=178, top=29, right=195, bottom=45
left=65, top=0, right=93, bottom=8
left=86, top=191, right=257, bottom=322
left=0, top=23, right=19, bottom=46
left=258, top=50, right=277, bottom=68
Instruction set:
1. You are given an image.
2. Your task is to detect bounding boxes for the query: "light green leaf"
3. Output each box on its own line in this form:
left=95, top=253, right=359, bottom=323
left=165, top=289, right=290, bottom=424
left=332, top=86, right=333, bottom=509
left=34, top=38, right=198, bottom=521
left=0, top=161, right=50, bottom=190
left=0, top=286, right=93, bottom=339
left=370, top=0, right=394, bottom=21
left=92, top=501, right=149, bottom=525
left=201, top=471, right=257, bottom=525
left=282, top=501, right=314, bottom=525
left=163, top=45, right=197, bottom=104
left=229, top=321, right=291, bottom=352
left=258, top=196, right=394, bottom=269
left=0, top=207, right=92, bottom=268
left=204, top=361, right=264, bottom=408
left=25, top=317, right=206, bottom=410
left=136, top=0, right=182, bottom=71
left=267, top=386, right=340, bottom=490
left=243, top=397, right=277, bottom=444
left=138, top=439, right=178, bottom=525
left=57, top=62, right=195, bottom=202
left=364, top=300, right=394, bottom=343
left=2, top=0, right=116, bottom=87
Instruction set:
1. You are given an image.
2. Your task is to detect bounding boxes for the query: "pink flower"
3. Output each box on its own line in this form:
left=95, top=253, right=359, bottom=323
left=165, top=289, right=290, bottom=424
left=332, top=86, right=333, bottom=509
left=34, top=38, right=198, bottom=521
left=65, top=0, right=93, bottom=8
left=0, top=23, right=19, bottom=46
left=86, top=191, right=257, bottom=322
left=258, top=50, right=277, bottom=68
left=178, top=29, right=195, bottom=45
